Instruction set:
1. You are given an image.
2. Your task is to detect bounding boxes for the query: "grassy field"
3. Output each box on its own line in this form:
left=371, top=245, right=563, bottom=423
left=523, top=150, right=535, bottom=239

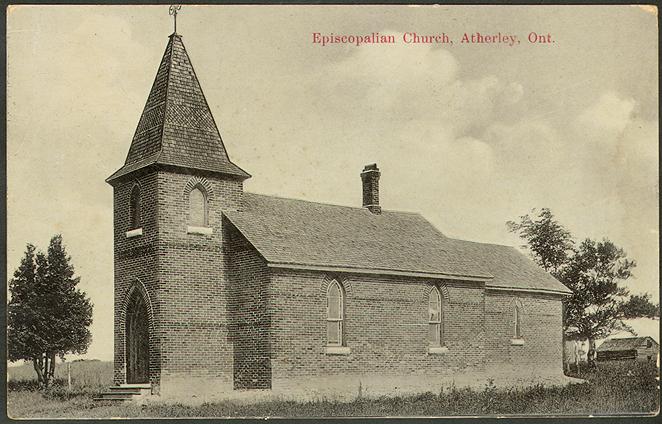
left=7, top=360, right=659, bottom=418
left=8, top=359, right=113, bottom=389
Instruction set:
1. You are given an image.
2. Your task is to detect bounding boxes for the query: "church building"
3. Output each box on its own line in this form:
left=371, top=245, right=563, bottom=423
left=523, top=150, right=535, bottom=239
left=106, top=31, right=571, bottom=399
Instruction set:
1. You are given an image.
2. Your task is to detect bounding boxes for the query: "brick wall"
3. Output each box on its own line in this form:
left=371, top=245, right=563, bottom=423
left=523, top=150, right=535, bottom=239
left=484, top=290, right=564, bottom=375
left=155, top=170, right=242, bottom=395
left=112, top=170, right=161, bottom=387
left=268, top=269, right=486, bottom=392
left=112, top=168, right=566, bottom=396
left=112, top=167, right=244, bottom=395
left=224, top=222, right=271, bottom=389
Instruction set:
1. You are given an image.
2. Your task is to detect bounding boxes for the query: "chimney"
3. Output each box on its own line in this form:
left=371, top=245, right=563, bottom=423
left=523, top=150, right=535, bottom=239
left=361, top=163, right=381, bottom=214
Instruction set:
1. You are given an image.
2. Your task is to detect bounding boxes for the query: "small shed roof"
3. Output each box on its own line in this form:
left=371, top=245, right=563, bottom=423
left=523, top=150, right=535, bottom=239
left=597, top=337, right=659, bottom=352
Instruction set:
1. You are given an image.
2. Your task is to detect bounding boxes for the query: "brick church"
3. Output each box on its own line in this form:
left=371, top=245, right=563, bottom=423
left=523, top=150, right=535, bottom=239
left=107, top=31, right=571, bottom=399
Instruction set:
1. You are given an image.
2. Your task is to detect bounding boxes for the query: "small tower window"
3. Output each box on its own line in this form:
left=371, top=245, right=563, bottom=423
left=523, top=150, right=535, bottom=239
left=428, top=287, right=442, bottom=346
left=189, top=186, right=208, bottom=227
left=129, top=185, right=141, bottom=230
left=327, top=280, right=344, bottom=346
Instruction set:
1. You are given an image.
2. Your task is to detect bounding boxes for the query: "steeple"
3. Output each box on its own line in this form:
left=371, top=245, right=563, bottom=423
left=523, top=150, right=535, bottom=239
left=107, top=33, right=250, bottom=184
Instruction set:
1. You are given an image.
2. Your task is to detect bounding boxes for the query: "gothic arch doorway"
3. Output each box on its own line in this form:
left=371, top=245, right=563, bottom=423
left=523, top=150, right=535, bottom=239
left=126, top=289, right=150, bottom=384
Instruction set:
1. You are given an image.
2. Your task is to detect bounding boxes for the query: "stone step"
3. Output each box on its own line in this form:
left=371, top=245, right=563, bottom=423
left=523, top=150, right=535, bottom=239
left=97, top=392, right=135, bottom=399
left=119, top=383, right=151, bottom=389
left=109, top=387, right=144, bottom=394
left=93, top=394, right=133, bottom=401
left=105, top=389, right=142, bottom=396
left=93, top=384, right=152, bottom=401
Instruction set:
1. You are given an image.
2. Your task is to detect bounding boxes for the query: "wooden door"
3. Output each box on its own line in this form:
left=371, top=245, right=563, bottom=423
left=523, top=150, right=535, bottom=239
left=126, top=292, right=149, bottom=384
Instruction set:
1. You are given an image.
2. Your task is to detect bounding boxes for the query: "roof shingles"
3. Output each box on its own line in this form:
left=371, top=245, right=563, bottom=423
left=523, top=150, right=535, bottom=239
left=107, top=34, right=249, bottom=183
left=225, top=193, right=571, bottom=295
left=597, top=337, right=658, bottom=352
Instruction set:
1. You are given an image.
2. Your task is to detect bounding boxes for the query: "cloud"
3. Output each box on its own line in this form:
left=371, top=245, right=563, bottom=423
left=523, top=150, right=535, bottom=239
left=281, top=37, right=658, bottom=265
left=310, top=32, right=526, bottom=138
left=578, top=91, right=637, bottom=138
left=478, top=89, right=658, bottom=296
left=571, top=92, right=657, bottom=197
left=7, top=11, right=658, bottom=363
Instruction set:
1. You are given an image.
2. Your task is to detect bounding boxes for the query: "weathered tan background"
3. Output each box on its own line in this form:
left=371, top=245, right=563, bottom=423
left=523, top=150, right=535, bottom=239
left=7, top=5, right=658, bottom=361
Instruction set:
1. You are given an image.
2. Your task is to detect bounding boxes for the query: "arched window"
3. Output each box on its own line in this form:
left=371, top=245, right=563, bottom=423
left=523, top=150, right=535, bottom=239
left=326, top=280, right=344, bottom=346
left=514, top=299, right=524, bottom=339
left=428, top=287, right=442, bottom=346
left=189, top=186, right=208, bottom=227
left=129, top=185, right=141, bottom=230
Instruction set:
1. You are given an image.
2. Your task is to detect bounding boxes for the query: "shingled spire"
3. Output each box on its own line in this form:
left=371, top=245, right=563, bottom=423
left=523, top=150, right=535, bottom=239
left=107, top=34, right=250, bottom=183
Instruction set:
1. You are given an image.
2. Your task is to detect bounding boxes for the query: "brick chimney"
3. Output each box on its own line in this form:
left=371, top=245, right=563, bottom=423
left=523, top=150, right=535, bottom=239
left=361, top=163, right=381, bottom=214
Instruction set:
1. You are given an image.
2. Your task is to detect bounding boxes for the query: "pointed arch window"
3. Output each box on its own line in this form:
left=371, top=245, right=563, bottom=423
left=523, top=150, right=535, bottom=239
left=326, top=280, right=344, bottom=346
left=189, top=185, right=208, bottom=227
left=129, top=185, right=141, bottom=230
left=428, top=287, right=443, bottom=347
left=514, top=299, right=524, bottom=339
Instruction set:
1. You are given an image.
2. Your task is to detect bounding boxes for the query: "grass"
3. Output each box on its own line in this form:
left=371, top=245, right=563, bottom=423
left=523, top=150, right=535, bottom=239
left=7, top=360, right=659, bottom=418
left=8, top=359, right=113, bottom=390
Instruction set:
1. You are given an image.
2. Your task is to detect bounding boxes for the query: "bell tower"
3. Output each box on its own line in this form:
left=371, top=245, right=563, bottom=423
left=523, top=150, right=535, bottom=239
left=106, top=30, right=250, bottom=395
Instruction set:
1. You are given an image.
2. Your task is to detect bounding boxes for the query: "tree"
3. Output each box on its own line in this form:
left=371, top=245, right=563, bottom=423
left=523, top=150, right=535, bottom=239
left=7, top=235, right=93, bottom=388
left=507, top=209, right=640, bottom=368
left=559, top=238, right=636, bottom=366
left=506, top=208, right=574, bottom=275
left=622, top=293, right=659, bottom=319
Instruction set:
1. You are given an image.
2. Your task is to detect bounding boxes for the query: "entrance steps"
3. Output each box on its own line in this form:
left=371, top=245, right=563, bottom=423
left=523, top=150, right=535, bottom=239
left=94, top=383, right=152, bottom=402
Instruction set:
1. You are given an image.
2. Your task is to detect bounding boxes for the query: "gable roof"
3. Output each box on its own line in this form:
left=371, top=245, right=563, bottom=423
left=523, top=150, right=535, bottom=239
left=107, top=34, right=249, bottom=183
left=443, top=238, right=570, bottom=294
left=597, top=337, right=659, bottom=352
left=225, top=193, right=571, bottom=295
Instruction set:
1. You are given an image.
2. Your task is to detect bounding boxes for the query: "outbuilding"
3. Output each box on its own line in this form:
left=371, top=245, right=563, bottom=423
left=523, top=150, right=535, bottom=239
left=597, top=337, right=659, bottom=362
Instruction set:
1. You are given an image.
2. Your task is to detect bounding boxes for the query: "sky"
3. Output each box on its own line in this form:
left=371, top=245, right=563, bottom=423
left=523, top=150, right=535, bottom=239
left=7, top=5, right=658, bottom=361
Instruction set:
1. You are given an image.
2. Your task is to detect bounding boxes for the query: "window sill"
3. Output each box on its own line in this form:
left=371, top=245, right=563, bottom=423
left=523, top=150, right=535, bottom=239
left=187, top=226, right=213, bottom=235
left=428, top=346, right=449, bottom=355
left=510, top=338, right=525, bottom=346
left=325, top=346, right=351, bottom=355
left=126, top=228, right=143, bottom=238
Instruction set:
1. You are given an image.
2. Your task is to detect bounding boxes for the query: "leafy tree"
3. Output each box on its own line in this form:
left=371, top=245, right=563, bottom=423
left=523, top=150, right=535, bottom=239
left=506, top=208, right=574, bottom=275
left=7, top=235, right=93, bottom=388
left=622, top=293, right=659, bottom=319
left=559, top=238, right=636, bottom=365
left=507, top=209, right=640, bottom=368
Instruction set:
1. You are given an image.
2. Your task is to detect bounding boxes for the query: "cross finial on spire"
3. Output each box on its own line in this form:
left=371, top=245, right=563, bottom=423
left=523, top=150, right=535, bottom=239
left=169, top=5, right=182, bottom=34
